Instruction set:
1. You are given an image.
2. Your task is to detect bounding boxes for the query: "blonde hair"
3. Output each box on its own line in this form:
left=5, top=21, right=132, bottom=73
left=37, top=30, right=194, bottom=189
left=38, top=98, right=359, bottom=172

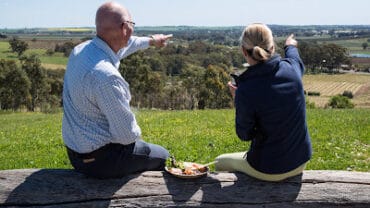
left=240, top=23, right=275, bottom=62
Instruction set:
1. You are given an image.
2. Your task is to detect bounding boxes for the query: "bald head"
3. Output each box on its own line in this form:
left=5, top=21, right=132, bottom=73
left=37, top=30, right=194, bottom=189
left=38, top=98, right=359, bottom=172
left=95, top=1, right=130, bottom=36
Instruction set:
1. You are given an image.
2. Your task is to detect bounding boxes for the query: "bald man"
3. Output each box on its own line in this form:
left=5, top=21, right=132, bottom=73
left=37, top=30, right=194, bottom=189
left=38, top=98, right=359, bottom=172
left=62, top=2, right=171, bottom=178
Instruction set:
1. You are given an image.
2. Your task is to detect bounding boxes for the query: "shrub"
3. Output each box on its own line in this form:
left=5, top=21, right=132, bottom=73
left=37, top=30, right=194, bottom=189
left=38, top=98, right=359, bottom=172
left=54, top=41, right=76, bottom=57
left=305, top=98, right=316, bottom=109
left=307, top=91, right=320, bottom=96
left=8, top=36, right=28, bottom=57
left=342, top=90, right=353, bottom=99
left=328, top=95, right=354, bottom=109
left=45, top=49, right=54, bottom=56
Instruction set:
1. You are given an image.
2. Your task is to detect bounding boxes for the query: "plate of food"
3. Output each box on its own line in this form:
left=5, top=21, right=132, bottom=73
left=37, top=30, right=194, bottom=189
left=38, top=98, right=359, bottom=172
left=165, top=156, right=217, bottom=179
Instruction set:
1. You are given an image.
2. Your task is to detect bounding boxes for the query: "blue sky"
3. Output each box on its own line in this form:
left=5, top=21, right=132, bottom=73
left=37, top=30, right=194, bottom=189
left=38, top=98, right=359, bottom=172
left=0, top=0, right=369, bottom=28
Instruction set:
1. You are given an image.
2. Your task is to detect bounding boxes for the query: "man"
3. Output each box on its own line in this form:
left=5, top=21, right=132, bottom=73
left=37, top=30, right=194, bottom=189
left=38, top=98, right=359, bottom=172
left=62, top=1, right=171, bottom=178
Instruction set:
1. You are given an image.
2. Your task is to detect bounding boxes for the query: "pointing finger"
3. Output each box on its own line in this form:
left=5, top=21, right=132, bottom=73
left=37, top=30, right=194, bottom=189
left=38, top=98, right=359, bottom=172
left=165, top=34, right=173, bottom=39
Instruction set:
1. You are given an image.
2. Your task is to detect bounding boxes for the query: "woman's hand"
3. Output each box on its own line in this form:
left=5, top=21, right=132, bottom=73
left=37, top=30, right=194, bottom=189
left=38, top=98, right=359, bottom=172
left=228, top=81, right=237, bottom=99
left=285, top=34, right=297, bottom=47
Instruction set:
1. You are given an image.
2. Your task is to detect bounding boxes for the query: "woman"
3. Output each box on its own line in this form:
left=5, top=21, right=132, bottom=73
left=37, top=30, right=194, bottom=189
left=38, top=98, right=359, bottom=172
left=215, top=23, right=312, bottom=181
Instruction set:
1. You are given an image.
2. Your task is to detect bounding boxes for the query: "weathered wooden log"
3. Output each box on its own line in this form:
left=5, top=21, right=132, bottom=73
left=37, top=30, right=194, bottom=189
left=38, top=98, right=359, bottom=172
left=0, top=169, right=369, bottom=207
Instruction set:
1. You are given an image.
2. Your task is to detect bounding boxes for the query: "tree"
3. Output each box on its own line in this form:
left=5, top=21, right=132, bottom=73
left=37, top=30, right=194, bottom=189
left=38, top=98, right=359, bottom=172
left=297, top=41, right=351, bottom=73
left=19, top=54, right=49, bottom=111
left=180, top=65, right=206, bottom=109
left=200, top=65, right=232, bottom=109
left=0, top=60, right=31, bottom=110
left=362, top=42, right=368, bottom=50
left=8, top=37, right=28, bottom=57
left=165, top=55, right=186, bottom=75
left=320, top=44, right=350, bottom=73
left=45, top=68, right=65, bottom=108
left=146, top=55, right=165, bottom=72
left=119, top=52, right=166, bottom=108
left=54, top=41, right=76, bottom=57
left=201, top=52, right=231, bottom=68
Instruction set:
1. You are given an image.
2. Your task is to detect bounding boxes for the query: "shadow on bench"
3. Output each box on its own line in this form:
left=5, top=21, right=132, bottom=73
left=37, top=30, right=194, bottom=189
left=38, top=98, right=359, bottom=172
left=1, top=169, right=369, bottom=207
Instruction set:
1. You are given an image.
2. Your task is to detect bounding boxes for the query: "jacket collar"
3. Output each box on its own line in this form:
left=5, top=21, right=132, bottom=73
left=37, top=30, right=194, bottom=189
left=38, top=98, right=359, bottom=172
left=92, top=37, right=120, bottom=69
left=237, top=55, right=281, bottom=82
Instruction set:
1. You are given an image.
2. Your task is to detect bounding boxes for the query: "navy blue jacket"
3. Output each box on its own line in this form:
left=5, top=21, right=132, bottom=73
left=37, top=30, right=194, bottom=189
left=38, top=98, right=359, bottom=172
left=234, top=46, right=312, bottom=174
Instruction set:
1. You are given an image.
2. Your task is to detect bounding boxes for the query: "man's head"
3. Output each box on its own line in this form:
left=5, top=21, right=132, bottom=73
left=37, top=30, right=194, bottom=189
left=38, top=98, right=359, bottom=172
left=95, top=1, right=134, bottom=52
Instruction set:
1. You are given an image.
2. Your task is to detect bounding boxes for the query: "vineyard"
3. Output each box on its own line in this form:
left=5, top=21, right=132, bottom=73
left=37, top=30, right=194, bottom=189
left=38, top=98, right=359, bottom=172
left=303, top=74, right=370, bottom=107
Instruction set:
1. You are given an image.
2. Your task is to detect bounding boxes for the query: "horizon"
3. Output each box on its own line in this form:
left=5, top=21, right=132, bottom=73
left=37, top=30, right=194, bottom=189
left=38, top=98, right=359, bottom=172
left=2, top=24, right=370, bottom=30
left=1, top=0, right=370, bottom=28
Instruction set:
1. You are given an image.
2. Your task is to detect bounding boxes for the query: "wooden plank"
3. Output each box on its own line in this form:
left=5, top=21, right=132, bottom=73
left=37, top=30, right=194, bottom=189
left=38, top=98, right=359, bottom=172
left=0, top=169, right=369, bottom=207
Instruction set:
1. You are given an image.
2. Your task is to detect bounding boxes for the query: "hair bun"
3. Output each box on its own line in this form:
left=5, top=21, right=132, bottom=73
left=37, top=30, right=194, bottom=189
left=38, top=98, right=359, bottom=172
left=240, top=23, right=275, bottom=62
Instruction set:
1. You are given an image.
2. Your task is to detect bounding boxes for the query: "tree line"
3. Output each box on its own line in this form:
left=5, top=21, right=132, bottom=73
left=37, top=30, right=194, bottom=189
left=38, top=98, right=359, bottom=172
left=0, top=35, right=351, bottom=111
left=0, top=55, right=63, bottom=112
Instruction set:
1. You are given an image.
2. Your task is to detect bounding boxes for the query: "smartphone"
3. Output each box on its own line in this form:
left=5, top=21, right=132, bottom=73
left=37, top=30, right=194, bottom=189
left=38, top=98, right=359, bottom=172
left=230, top=73, right=238, bottom=87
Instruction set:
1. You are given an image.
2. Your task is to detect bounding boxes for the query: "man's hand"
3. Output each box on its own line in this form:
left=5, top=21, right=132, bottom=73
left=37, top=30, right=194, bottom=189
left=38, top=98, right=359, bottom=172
left=285, top=34, right=297, bottom=47
left=150, top=34, right=173, bottom=47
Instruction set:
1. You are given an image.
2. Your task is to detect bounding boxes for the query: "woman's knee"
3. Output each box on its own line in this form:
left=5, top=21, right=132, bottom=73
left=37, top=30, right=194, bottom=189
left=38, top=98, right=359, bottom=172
left=215, top=152, right=246, bottom=171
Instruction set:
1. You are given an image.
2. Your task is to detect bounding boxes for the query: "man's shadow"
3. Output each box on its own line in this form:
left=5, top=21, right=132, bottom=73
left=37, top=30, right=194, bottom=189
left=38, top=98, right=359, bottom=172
left=164, top=171, right=303, bottom=206
left=4, top=169, right=137, bottom=207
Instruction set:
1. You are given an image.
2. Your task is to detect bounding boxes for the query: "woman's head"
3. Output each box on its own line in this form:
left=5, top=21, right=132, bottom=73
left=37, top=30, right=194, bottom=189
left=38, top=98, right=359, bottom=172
left=240, top=23, right=275, bottom=63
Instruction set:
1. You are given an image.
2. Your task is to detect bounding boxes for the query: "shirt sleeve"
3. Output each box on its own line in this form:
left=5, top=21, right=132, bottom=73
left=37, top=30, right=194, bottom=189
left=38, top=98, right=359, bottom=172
left=95, top=74, right=141, bottom=145
left=118, top=36, right=151, bottom=60
left=284, top=45, right=305, bottom=77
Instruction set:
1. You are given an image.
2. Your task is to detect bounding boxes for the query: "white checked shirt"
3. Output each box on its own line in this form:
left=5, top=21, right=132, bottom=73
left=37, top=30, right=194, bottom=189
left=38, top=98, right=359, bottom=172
left=62, top=36, right=151, bottom=153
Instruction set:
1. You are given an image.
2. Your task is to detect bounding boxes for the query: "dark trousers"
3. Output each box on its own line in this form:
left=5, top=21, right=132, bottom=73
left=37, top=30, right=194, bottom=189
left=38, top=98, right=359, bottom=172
left=66, top=140, right=169, bottom=179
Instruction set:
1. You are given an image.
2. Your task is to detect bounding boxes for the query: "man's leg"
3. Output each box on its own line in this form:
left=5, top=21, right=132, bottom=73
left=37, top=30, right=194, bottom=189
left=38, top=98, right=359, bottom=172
left=129, top=139, right=170, bottom=171
left=66, top=141, right=169, bottom=179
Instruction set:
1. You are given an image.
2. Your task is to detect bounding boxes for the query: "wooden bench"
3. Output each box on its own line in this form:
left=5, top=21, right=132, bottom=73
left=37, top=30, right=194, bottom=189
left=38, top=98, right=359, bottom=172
left=0, top=169, right=369, bottom=207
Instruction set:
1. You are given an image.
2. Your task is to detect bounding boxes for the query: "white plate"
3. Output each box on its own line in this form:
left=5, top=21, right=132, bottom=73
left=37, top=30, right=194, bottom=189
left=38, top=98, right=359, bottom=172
left=165, top=162, right=208, bottom=179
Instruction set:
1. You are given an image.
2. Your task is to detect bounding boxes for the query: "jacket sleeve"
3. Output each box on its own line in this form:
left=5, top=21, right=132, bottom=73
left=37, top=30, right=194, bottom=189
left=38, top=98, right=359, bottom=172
left=284, top=45, right=305, bottom=77
left=235, top=89, right=256, bottom=141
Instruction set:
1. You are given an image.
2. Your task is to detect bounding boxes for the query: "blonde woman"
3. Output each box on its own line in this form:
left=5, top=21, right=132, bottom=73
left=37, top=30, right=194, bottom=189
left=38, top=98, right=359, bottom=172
left=215, top=23, right=312, bottom=181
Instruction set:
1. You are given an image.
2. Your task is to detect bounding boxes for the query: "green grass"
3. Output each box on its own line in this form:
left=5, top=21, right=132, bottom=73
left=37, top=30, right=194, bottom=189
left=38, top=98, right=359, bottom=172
left=307, top=109, right=369, bottom=171
left=0, top=41, right=68, bottom=66
left=24, top=49, right=68, bottom=65
left=0, top=112, right=67, bottom=169
left=0, top=109, right=369, bottom=172
left=318, top=37, right=370, bottom=53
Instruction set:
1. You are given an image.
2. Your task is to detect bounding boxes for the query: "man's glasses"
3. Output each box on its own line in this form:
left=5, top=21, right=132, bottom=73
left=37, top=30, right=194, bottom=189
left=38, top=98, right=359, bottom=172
left=122, top=20, right=135, bottom=27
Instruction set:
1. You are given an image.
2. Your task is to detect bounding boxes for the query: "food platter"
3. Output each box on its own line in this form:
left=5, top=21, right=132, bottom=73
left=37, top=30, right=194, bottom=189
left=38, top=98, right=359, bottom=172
left=165, top=162, right=209, bottom=179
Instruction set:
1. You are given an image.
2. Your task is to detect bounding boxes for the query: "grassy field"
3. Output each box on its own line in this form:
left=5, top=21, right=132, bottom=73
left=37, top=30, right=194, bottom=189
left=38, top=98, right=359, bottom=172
left=0, top=41, right=67, bottom=69
left=0, top=109, right=369, bottom=172
left=318, top=37, right=370, bottom=54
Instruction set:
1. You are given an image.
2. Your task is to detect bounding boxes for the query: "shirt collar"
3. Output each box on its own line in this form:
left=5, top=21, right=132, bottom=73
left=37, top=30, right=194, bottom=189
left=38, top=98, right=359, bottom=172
left=92, top=36, right=120, bottom=69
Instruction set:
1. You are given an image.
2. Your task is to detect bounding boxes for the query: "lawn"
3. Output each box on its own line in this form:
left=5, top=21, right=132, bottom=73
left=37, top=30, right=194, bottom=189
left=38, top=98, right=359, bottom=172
left=0, top=109, right=369, bottom=172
